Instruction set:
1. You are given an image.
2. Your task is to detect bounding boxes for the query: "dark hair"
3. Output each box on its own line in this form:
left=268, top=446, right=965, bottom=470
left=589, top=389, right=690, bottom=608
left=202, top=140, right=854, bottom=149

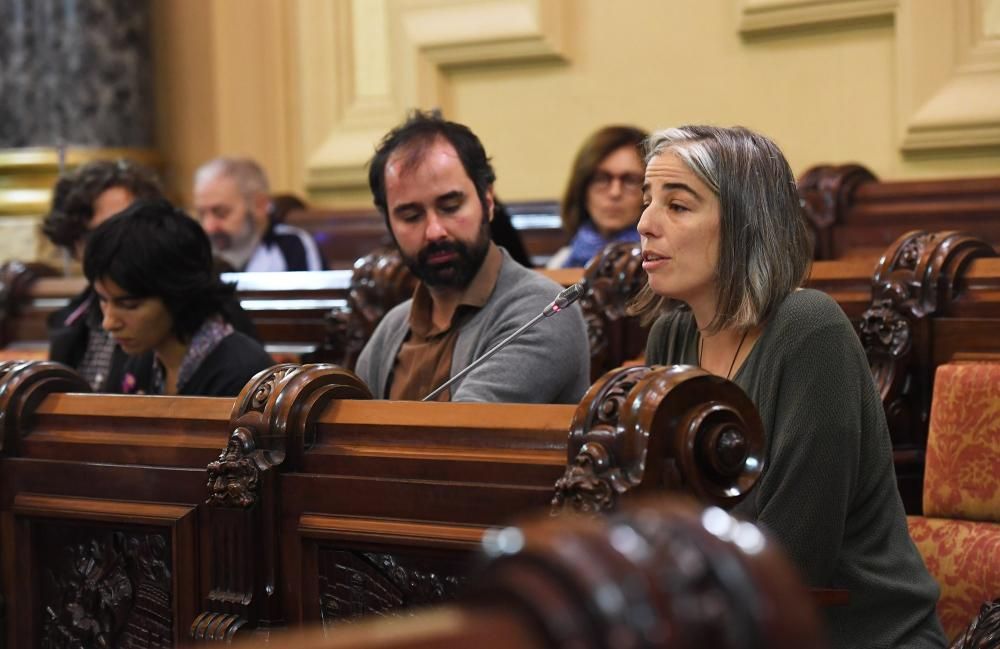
left=561, top=125, right=647, bottom=235
left=83, top=199, right=236, bottom=342
left=368, top=110, right=496, bottom=221
left=628, top=125, right=812, bottom=332
left=42, top=159, right=163, bottom=249
left=268, top=193, right=308, bottom=225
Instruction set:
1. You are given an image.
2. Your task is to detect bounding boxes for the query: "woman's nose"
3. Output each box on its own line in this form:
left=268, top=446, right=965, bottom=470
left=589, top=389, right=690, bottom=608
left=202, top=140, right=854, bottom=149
left=102, top=308, right=121, bottom=332
left=637, top=205, right=656, bottom=238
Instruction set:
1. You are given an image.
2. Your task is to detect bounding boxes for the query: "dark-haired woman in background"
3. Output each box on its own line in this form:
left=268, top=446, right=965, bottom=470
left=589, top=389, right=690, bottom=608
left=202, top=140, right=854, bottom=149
left=634, top=125, right=944, bottom=649
left=548, top=125, right=647, bottom=268
left=84, top=199, right=273, bottom=396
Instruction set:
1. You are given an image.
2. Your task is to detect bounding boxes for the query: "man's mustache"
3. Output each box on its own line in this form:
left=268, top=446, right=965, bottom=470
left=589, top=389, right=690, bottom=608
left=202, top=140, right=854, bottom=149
left=418, top=241, right=465, bottom=264
left=209, top=232, right=232, bottom=250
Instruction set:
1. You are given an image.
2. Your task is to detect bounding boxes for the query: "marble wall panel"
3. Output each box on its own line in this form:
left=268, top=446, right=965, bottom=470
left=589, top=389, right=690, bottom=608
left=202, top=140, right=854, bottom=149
left=0, top=0, right=153, bottom=148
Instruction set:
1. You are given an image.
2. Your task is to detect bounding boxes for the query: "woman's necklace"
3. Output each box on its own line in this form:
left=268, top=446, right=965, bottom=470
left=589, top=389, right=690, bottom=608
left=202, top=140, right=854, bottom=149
left=699, top=328, right=751, bottom=380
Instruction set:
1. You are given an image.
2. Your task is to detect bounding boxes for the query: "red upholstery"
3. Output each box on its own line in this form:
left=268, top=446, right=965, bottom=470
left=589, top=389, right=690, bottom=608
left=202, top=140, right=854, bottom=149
left=907, top=362, right=1000, bottom=640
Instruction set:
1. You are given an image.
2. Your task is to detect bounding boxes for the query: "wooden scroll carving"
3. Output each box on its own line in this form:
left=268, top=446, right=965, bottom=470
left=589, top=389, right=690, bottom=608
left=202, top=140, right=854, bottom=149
left=798, top=163, right=877, bottom=260
left=579, top=242, right=646, bottom=381
left=193, top=364, right=371, bottom=642
left=473, top=497, right=822, bottom=649
left=859, top=231, right=996, bottom=456
left=552, top=365, right=764, bottom=515
left=950, top=598, right=1000, bottom=649
left=0, top=360, right=90, bottom=455
left=306, top=247, right=416, bottom=369
left=0, top=261, right=58, bottom=348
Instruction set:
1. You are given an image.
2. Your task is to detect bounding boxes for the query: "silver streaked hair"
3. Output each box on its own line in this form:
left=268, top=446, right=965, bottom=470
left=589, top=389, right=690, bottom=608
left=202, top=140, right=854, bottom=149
left=630, top=125, right=812, bottom=332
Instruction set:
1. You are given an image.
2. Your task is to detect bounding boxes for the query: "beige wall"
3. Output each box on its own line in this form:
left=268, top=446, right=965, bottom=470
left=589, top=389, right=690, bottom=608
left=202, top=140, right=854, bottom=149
left=152, top=0, right=1000, bottom=209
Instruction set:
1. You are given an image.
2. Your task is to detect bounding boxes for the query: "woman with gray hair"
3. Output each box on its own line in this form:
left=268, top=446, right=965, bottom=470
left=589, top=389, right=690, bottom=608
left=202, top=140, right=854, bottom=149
left=632, top=125, right=945, bottom=649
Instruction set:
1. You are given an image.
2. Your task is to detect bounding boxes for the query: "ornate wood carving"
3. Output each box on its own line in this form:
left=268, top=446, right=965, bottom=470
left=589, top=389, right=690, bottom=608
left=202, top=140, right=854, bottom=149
left=579, top=241, right=646, bottom=380
left=206, top=427, right=260, bottom=508
left=798, top=163, right=877, bottom=259
left=0, top=261, right=58, bottom=348
left=317, top=550, right=463, bottom=624
left=195, top=364, right=372, bottom=641
left=0, top=360, right=90, bottom=455
left=306, top=247, right=417, bottom=369
left=475, top=496, right=822, bottom=649
left=859, top=230, right=996, bottom=513
left=38, top=523, right=172, bottom=649
left=552, top=365, right=765, bottom=514
left=860, top=231, right=996, bottom=451
left=950, top=598, right=1000, bottom=649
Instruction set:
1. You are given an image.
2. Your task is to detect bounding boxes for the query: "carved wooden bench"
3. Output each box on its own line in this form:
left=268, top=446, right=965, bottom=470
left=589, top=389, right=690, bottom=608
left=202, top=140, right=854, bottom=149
left=0, top=360, right=765, bottom=644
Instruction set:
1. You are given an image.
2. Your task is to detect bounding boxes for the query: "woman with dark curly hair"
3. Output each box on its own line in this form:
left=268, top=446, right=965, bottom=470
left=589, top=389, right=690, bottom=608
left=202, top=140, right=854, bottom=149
left=44, top=160, right=164, bottom=390
left=84, top=199, right=273, bottom=396
left=548, top=125, right=647, bottom=268
left=42, top=159, right=164, bottom=256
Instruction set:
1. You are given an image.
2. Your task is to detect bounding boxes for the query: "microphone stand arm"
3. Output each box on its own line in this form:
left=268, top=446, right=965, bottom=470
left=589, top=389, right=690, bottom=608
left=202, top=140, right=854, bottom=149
left=421, top=311, right=546, bottom=402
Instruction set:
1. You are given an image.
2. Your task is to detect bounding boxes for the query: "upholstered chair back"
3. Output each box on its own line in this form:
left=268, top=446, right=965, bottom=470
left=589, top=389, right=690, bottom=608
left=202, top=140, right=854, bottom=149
left=906, top=362, right=1000, bottom=640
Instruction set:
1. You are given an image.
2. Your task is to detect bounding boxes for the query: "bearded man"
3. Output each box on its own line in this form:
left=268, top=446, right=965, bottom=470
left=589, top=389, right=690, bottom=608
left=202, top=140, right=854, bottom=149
left=193, top=157, right=325, bottom=272
left=354, top=111, right=589, bottom=403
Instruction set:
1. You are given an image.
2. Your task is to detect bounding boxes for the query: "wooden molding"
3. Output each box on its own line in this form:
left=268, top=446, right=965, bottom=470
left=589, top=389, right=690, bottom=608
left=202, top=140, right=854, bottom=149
left=898, top=0, right=1000, bottom=153
left=295, top=0, right=569, bottom=200
left=299, top=514, right=486, bottom=549
left=738, top=0, right=897, bottom=35
left=14, top=493, right=195, bottom=525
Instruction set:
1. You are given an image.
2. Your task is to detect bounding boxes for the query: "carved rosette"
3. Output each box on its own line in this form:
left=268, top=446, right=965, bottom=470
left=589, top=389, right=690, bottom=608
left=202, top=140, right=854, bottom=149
left=0, top=360, right=90, bottom=455
left=476, top=497, right=822, bottom=649
left=797, top=164, right=877, bottom=260
left=552, top=365, right=765, bottom=515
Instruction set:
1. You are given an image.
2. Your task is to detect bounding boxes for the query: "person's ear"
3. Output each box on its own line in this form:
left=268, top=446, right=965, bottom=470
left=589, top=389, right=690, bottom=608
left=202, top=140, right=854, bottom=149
left=485, top=186, right=495, bottom=222
left=254, top=192, right=271, bottom=219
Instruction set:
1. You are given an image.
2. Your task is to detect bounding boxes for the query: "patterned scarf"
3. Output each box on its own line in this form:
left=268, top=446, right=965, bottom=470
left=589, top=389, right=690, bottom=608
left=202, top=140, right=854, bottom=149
left=151, top=316, right=234, bottom=394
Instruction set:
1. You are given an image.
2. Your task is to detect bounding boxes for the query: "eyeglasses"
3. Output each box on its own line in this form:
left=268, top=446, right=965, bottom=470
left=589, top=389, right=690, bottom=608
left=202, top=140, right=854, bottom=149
left=590, top=170, right=643, bottom=193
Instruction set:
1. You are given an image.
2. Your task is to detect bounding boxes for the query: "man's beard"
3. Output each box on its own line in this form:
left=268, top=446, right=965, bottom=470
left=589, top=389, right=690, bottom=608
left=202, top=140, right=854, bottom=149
left=402, top=218, right=490, bottom=289
left=210, top=210, right=260, bottom=271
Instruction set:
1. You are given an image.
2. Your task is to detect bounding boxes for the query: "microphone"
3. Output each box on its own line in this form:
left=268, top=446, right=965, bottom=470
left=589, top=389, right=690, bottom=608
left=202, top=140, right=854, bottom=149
left=422, top=282, right=587, bottom=402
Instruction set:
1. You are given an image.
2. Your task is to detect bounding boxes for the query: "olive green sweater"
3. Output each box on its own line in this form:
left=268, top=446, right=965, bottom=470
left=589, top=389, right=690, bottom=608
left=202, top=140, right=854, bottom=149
left=646, top=289, right=945, bottom=649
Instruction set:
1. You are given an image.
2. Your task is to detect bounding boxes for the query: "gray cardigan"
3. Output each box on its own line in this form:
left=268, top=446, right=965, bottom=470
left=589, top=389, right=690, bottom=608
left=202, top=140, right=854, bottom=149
left=355, top=249, right=590, bottom=403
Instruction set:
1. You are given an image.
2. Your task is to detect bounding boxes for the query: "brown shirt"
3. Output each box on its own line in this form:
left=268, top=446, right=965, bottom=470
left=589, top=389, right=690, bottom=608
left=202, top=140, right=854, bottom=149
left=388, top=243, right=503, bottom=401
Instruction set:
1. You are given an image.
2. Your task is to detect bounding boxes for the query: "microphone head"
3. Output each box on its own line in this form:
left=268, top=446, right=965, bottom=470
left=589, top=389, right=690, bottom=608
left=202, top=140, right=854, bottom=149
left=544, top=282, right=587, bottom=316
left=555, top=282, right=586, bottom=308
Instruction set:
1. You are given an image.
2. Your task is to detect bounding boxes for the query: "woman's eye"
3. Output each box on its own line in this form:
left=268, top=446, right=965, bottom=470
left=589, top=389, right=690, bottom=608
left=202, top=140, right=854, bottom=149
left=669, top=202, right=689, bottom=212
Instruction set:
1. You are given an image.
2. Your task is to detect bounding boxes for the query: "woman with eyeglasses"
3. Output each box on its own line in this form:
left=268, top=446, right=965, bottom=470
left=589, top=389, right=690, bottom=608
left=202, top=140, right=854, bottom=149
left=547, top=125, right=648, bottom=269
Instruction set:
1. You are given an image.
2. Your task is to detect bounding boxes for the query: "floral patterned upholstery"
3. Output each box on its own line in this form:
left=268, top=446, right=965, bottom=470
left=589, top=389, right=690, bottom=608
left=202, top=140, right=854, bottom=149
left=923, top=363, right=1000, bottom=521
left=907, top=362, right=1000, bottom=640
left=908, top=516, right=1000, bottom=639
